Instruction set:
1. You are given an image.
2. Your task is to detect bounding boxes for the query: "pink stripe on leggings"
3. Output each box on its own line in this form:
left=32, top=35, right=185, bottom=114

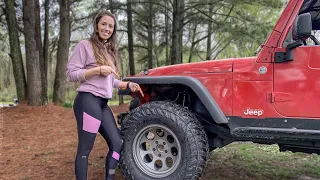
left=82, top=112, right=101, bottom=133
left=112, top=151, right=120, bottom=160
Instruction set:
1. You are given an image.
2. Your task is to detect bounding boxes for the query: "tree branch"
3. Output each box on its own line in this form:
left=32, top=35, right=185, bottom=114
left=212, top=39, right=233, bottom=59
left=135, top=18, right=148, bottom=29
left=183, top=0, right=220, bottom=13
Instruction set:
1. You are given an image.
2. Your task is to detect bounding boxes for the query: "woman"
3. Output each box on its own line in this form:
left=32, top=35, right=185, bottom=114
left=66, top=11, right=143, bottom=180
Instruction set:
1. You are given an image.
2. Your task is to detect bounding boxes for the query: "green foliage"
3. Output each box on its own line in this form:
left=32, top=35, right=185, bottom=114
left=2, top=0, right=286, bottom=103
left=48, top=92, right=53, bottom=102
left=0, top=84, right=16, bottom=102
left=65, top=89, right=78, bottom=103
left=62, top=101, right=73, bottom=108
left=207, top=0, right=284, bottom=59
left=108, top=99, right=131, bottom=106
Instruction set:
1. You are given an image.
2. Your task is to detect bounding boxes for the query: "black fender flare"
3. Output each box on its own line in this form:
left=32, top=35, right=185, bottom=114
left=123, top=76, right=228, bottom=124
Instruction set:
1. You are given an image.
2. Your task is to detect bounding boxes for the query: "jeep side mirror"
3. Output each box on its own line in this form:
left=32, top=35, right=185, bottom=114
left=292, top=13, right=312, bottom=41
left=275, top=13, right=312, bottom=63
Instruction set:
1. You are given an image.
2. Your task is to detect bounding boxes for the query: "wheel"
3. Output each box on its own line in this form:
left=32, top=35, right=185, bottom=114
left=120, top=101, right=209, bottom=180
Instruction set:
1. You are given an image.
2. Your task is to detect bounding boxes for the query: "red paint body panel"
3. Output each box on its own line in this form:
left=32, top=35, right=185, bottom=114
left=192, top=73, right=233, bottom=116
left=274, top=46, right=320, bottom=118
left=147, top=59, right=233, bottom=75
left=233, top=57, right=273, bottom=81
left=233, top=81, right=281, bottom=118
left=232, top=57, right=278, bottom=118
left=256, top=31, right=281, bottom=63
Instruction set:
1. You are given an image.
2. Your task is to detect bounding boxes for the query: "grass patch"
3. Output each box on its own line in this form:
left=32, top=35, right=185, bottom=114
left=62, top=99, right=130, bottom=108
left=108, top=99, right=131, bottom=106
left=206, top=142, right=320, bottom=180
left=0, top=101, right=14, bottom=104
left=0, top=85, right=16, bottom=102
left=63, top=102, right=73, bottom=108
left=39, top=151, right=55, bottom=165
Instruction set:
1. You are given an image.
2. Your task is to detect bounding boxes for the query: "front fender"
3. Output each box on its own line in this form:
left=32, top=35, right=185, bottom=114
left=122, top=76, right=228, bottom=124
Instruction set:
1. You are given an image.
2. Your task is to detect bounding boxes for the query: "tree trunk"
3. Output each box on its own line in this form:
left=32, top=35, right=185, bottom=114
left=43, top=0, right=50, bottom=100
left=49, top=37, right=58, bottom=78
left=35, top=0, right=47, bottom=104
left=4, top=60, right=11, bottom=88
left=179, top=0, right=184, bottom=63
left=171, top=0, right=183, bottom=64
left=109, top=0, right=114, bottom=13
left=147, top=2, right=153, bottom=69
left=53, top=0, right=71, bottom=104
left=165, top=0, right=170, bottom=65
left=188, top=24, right=197, bottom=63
left=154, top=18, right=159, bottom=67
left=4, top=0, right=27, bottom=101
left=206, top=6, right=213, bottom=60
left=23, top=0, right=44, bottom=106
left=118, top=55, right=124, bottom=105
left=114, top=0, right=123, bottom=105
left=127, top=0, right=135, bottom=75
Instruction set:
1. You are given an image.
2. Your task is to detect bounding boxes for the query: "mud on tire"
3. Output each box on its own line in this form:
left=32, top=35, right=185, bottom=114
left=120, top=101, right=209, bottom=180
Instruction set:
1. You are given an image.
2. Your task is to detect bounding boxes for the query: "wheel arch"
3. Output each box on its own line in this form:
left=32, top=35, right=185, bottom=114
left=123, top=76, right=228, bottom=124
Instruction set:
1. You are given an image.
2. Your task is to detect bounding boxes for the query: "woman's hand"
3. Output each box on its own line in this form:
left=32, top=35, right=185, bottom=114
left=129, top=82, right=144, bottom=97
left=100, top=65, right=119, bottom=78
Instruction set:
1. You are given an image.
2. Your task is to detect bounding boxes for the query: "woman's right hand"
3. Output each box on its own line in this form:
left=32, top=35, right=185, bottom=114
left=100, top=65, right=119, bottom=78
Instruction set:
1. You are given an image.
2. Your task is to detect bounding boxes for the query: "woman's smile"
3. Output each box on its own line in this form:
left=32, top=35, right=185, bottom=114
left=98, top=15, right=114, bottom=41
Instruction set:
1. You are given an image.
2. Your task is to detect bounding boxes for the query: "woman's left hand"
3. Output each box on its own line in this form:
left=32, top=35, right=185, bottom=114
left=129, top=82, right=144, bottom=97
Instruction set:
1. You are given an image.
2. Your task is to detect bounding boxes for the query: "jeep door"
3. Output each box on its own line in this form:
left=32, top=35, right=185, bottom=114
left=273, top=46, right=320, bottom=118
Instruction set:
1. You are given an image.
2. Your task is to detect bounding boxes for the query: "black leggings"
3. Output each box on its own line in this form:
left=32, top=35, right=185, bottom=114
left=73, top=92, right=122, bottom=180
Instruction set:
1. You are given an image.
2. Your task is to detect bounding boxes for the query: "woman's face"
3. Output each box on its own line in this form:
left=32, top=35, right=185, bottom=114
left=97, top=15, right=115, bottom=41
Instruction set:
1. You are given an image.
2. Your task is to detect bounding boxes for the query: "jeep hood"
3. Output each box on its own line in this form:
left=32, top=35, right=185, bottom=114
left=144, top=57, right=256, bottom=76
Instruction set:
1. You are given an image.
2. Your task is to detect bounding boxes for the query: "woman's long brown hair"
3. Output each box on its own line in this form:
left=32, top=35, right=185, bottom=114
left=90, top=11, right=119, bottom=74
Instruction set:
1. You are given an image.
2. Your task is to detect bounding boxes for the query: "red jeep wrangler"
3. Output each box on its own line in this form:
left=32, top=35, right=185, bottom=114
left=118, top=0, right=320, bottom=179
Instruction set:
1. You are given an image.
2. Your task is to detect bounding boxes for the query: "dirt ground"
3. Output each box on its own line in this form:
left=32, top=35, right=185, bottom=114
left=1, top=103, right=319, bottom=180
left=1, top=103, right=127, bottom=180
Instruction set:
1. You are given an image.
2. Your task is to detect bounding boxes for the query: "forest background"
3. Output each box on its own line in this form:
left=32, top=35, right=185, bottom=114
left=3, top=1, right=320, bottom=180
left=1, top=0, right=284, bottom=106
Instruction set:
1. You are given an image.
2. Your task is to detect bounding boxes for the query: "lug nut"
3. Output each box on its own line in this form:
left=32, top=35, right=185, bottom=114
left=155, top=141, right=158, bottom=144
left=165, top=150, right=168, bottom=153
left=163, top=142, right=166, bottom=145
left=153, top=148, right=156, bottom=151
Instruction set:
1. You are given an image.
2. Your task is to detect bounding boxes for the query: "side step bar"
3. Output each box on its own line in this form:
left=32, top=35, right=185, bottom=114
left=231, top=127, right=320, bottom=141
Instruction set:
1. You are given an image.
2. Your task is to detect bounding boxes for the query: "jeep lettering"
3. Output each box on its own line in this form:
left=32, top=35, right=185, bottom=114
left=243, top=108, right=264, bottom=117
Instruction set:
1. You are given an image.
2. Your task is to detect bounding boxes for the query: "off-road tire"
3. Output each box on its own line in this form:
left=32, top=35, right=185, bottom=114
left=120, top=101, right=209, bottom=180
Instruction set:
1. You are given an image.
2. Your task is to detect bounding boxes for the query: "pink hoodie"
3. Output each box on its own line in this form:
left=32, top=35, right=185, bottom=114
left=66, top=40, right=120, bottom=99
